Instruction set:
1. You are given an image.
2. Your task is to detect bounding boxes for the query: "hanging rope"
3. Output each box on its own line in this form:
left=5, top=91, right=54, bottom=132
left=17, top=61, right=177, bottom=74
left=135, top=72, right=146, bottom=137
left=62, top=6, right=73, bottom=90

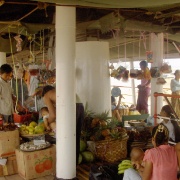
left=124, top=35, right=127, bottom=67
left=139, top=32, right=141, bottom=61
left=132, top=31, right=135, bottom=61
left=42, top=29, right=45, bottom=64
left=166, top=33, right=169, bottom=60
left=8, top=28, right=18, bottom=113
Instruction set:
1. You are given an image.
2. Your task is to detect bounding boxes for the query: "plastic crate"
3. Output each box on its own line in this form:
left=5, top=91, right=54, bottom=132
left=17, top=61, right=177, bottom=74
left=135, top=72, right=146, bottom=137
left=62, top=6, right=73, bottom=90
left=13, top=113, right=32, bottom=123
left=13, top=112, right=39, bottom=123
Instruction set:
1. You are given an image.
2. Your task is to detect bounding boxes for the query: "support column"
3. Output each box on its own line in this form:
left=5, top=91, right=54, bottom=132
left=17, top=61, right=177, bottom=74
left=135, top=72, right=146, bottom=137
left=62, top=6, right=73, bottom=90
left=76, top=41, right=111, bottom=114
left=0, top=52, right=6, bottom=66
left=130, top=60, right=136, bottom=105
left=150, top=33, right=164, bottom=116
left=56, top=6, right=76, bottom=179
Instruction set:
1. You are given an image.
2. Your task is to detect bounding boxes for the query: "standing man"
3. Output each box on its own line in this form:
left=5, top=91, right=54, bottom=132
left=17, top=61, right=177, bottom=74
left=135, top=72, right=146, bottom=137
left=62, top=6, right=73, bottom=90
left=0, top=64, right=14, bottom=123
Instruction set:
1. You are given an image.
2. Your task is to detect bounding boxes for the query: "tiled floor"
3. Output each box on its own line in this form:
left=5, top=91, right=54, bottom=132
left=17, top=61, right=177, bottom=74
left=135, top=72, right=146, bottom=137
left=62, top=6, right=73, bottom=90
left=0, top=164, right=90, bottom=180
left=0, top=174, right=54, bottom=180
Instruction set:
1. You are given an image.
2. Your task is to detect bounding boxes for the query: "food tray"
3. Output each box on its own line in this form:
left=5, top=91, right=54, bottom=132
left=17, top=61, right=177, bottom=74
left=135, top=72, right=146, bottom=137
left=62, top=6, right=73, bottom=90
left=20, top=132, right=48, bottom=138
left=20, top=141, right=51, bottom=152
left=128, top=121, right=145, bottom=127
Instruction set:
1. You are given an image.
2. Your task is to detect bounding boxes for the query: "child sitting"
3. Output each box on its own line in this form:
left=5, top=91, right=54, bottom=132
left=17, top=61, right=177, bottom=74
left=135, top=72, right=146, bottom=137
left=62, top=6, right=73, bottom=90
left=40, top=107, right=56, bottom=132
left=123, top=147, right=144, bottom=180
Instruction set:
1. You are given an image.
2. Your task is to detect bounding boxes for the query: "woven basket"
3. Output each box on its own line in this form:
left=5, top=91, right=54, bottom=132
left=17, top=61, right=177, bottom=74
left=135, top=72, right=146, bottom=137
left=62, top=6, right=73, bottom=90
left=94, top=136, right=128, bottom=163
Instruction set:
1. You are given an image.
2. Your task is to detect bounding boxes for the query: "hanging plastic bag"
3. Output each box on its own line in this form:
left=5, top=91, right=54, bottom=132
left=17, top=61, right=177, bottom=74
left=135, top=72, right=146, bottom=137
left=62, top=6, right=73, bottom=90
left=14, top=63, right=24, bottom=79
left=29, top=64, right=39, bottom=76
left=146, top=51, right=153, bottom=63
left=160, top=63, right=172, bottom=73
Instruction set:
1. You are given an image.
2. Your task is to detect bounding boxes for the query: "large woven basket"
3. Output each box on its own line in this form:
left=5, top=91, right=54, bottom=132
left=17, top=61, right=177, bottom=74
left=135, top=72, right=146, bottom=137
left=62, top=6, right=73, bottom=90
left=94, top=136, right=128, bottom=163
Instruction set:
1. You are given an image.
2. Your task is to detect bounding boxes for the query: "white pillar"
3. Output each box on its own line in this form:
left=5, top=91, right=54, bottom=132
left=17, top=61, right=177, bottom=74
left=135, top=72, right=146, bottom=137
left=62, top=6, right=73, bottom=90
left=56, top=6, right=76, bottom=179
left=130, top=60, right=136, bottom=105
left=150, top=33, right=164, bottom=115
left=0, top=52, right=6, bottom=66
left=76, top=41, right=111, bottom=114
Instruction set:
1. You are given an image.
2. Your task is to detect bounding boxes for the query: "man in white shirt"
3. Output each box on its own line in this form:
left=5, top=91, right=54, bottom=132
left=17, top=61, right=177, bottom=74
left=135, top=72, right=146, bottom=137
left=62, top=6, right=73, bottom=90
left=0, top=64, right=14, bottom=123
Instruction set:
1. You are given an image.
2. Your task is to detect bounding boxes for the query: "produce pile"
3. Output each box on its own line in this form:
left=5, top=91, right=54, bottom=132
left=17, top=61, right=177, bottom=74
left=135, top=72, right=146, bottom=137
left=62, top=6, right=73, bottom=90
left=127, top=129, right=151, bottom=142
left=127, top=128, right=152, bottom=150
left=81, top=108, right=127, bottom=142
left=78, top=140, right=94, bottom=164
left=19, top=121, right=45, bottom=135
left=0, top=123, right=18, bottom=131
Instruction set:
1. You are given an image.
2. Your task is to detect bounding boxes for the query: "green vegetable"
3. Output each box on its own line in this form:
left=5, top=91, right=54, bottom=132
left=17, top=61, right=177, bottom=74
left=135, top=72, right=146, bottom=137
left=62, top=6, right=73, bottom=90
left=80, top=140, right=87, bottom=152
left=78, top=154, right=82, bottom=164
left=81, top=151, right=94, bottom=163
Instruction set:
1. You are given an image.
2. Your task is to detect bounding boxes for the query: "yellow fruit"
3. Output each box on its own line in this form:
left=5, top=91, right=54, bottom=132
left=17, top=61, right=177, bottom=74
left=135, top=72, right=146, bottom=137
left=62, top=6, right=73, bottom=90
left=29, top=121, right=37, bottom=127
left=26, top=126, right=34, bottom=133
left=34, top=125, right=45, bottom=134
left=21, top=129, right=29, bottom=135
left=19, top=125, right=26, bottom=131
left=29, top=131, right=34, bottom=135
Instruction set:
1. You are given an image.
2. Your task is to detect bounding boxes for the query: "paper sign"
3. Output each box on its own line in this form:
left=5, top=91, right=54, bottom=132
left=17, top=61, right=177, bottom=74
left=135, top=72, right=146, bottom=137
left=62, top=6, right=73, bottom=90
left=33, top=139, right=46, bottom=146
left=0, top=158, right=7, bottom=165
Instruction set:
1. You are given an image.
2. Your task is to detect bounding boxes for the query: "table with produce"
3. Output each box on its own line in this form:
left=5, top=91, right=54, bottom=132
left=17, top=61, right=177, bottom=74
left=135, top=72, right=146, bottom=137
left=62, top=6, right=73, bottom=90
left=0, top=111, right=56, bottom=179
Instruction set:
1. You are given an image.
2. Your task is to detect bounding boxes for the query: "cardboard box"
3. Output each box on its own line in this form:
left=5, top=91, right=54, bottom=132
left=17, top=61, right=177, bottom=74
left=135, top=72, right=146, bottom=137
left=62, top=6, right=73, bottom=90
left=0, top=130, right=20, bottom=157
left=16, top=145, right=56, bottom=180
left=0, top=155, right=18, bottom=176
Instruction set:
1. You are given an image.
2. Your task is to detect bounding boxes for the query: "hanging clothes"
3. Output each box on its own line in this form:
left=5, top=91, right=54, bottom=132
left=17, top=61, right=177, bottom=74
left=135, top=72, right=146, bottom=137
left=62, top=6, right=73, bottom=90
left=28, top=76, right=39, bottom=96
left=23, top=70, right=30, bottom=90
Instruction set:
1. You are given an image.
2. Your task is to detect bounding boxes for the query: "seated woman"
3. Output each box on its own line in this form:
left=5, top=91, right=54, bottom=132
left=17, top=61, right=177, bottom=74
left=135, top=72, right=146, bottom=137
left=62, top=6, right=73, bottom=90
left=136, top=124, right=180, bottom=180
left=160, top=105, right=180, bottom=143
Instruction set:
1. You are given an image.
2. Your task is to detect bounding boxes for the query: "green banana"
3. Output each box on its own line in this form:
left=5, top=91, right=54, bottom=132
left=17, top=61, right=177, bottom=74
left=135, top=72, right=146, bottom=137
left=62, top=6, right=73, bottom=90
left=118, top=163, right=132, bottom=167
left=118, top=165, right=132, bottom=170
left=121, top=160, right=131, bottom=164
left=118, top=160, right=132, bottom=168
left=118, top=160, right=133, bottom=174
left=118, top=169, right=126, bottom=174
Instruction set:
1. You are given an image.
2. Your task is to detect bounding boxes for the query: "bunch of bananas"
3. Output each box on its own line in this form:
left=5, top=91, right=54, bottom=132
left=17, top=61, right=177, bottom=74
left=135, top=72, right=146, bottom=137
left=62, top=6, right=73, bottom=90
left=118, top=160, right=133, bottom=174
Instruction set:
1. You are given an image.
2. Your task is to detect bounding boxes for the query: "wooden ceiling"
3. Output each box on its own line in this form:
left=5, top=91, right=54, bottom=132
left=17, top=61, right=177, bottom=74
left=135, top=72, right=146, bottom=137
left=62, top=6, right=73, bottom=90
left=0, top=0, right=179, bottom=63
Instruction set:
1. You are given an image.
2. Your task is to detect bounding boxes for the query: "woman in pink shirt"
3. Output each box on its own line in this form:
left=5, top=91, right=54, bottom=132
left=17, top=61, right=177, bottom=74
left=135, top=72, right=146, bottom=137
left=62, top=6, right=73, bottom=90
left=139, top=124, right=180, bottom=180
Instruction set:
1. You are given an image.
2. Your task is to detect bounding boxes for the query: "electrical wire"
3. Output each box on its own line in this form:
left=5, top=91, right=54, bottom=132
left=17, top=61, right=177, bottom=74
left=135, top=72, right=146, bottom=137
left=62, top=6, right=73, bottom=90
left=8, top=27, right=18, bottom=113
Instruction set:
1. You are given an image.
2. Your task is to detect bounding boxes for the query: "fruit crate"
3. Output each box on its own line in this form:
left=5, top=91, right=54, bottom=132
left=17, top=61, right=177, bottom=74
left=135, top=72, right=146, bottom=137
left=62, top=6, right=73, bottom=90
left=13, top=112, right=39, bottom=123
